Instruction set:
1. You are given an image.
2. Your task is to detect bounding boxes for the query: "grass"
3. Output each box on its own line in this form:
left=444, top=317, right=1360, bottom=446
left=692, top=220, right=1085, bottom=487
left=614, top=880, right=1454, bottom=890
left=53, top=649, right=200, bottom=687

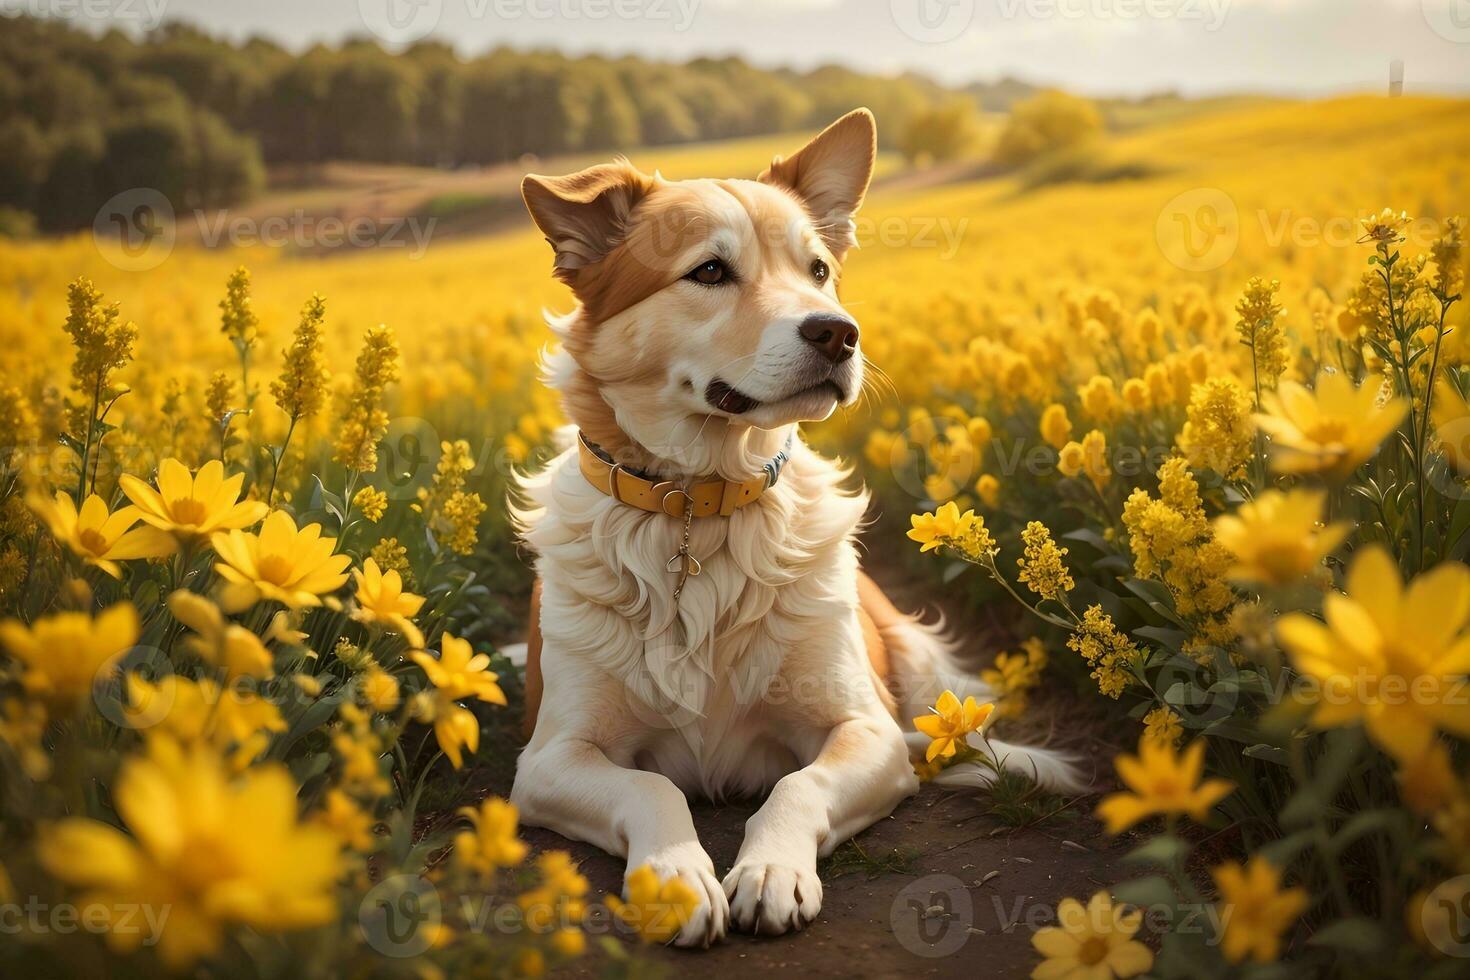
left=819, top=840, right=923, bottom=880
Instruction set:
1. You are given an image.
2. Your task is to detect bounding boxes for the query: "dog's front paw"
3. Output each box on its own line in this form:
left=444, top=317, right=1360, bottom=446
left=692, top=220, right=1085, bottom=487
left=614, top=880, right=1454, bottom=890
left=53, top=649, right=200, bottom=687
left=627, top=849, right=729, bottom=948
left=722, top=860, right=823, bottom=935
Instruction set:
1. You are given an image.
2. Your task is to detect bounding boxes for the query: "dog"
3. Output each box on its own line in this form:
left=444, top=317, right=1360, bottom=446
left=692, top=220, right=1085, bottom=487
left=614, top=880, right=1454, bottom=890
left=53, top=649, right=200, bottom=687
left=509, top=108, right=1083, bottom=947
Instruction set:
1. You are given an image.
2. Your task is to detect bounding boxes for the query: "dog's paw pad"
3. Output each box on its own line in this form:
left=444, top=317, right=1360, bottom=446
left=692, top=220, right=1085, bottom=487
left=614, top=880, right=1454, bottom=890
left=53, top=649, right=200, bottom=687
left=722, top=862, right=823, bottom=935
left=631, top=860, right=729, bottom=948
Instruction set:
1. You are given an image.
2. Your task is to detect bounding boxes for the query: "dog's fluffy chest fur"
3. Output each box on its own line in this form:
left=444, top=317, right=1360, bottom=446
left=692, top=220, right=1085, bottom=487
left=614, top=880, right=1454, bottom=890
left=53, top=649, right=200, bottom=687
left=514, top=435, right=871, bottom=796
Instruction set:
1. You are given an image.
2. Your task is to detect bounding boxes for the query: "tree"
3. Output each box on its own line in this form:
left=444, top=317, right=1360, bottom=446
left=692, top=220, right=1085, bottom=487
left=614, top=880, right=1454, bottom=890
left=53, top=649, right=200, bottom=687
left=992, top=90, right=1103, bottom=168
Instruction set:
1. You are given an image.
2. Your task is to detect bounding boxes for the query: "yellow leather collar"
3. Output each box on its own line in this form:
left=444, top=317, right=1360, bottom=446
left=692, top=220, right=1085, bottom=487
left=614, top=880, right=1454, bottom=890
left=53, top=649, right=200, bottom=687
left=577, top=431, right=791, bottom=518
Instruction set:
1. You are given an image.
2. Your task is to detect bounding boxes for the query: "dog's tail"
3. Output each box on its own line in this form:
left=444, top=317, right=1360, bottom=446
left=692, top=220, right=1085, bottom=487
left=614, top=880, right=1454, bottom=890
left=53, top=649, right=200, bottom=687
left=864, top=580, right=1088, bottom=796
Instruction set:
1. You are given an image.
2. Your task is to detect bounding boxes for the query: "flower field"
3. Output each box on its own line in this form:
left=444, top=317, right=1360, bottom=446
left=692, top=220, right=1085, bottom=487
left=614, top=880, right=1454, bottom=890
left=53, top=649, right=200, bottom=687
left=1, top=93, right=1469, bottom=976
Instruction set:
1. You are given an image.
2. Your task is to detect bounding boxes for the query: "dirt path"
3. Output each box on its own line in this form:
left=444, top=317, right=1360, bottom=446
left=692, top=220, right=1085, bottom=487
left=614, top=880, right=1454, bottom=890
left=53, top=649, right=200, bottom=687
left=475, top=549, right=1126, bottom=977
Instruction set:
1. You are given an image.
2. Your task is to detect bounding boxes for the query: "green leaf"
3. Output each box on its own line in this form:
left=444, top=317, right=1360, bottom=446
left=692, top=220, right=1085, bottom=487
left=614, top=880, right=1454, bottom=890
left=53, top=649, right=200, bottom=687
left=1134, top=626, right=1187, bottom=651
left=1111, top=875, right=1178, bottom=910
left=1259, top=830, right=1314, bottom=865
left=1124, top=835, right=1190, bottom=868
left=1329, top=809, right=1402, bottom=854
left=1306, top=917, right=1387, bottom=955
left=1243, top=743, right=1288, bottom=766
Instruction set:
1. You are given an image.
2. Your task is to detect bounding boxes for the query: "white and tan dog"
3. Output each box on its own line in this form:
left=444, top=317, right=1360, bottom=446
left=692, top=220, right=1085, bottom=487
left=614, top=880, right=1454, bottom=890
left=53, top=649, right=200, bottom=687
left=510, top=109, right=1082, bottom=947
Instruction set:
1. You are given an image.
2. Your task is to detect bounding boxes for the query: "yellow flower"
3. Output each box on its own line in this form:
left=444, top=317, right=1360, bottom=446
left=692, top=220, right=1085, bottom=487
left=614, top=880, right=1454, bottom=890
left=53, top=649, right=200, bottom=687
left=352, top=558, right=426, bottom=648
left=333, top=730, right=388, bottom=796
left=28, top=490, right=175, bottom=578
left=440, top=490, right=486, bottom=556
left=211, top=510, right=352, bottom=612
left=271, top=294, right=330, bottom=422
left=1396, top=742, right=1461, bottom=816
left=0, top=603, right=138, bottom=710
left=1079, top=375, right=1119, bottom=423
left=906, top=502, right=992, bottom=561
left=1276, top=546, right=1470, bottom=761
left=1030, top=891, right=1153, bottom=980
left=1040, top=403, right=1073, bottom=449
left=124, top=674, right=286, bottom=772
left=1234, top=276, right=1290, bottom=385
left=1079, top=429, right=1110, bottom=491
left=412, top=634, right=506, bottom=705
left=167, top=590, right=274, bottom=680
left=334, top=324, right=400, bottom=473
left=359, top=669, right=401, bottom=713
left=312, top=789, right=376, bottom=851
left=1212, top=489, right=1349, bottom=586
left=1141, top=706, right=1183, bottom=748
left=1095, top=737, right=1235, bottom=834
left=1211, top=856, right=1309, bottom=964
left=1018, top=521, right=1074, bottom=601
left=219, top=266, right=259, bottom=354
left=912, top=689, right=996, bottom=762
left=908, top=500, right=974, bottom=554
left=352, top=485, right=388, bottom=523
left=1121, top=378, right=1150, bottom=414
left=1057, top=440, right=1085, bottom=477
left=1255, top=371, right=1407, bottom=479
left=975, top=474, right=1001, bottom=508
left=520, top=850, right=590, bottom=933
left=982, top=637, right=1047, bottom=719
left=1067, top=605, right=1138, bottom=699
left=606, top=864, right=700, bottom=944
left=1177, top=376, right=1255, bottom=481
left=1359, top=207, right=1411, bottom=247
left=455, top=797, right=530, bottom=876
left=37, top=739, right=340, bottom=969
left=369, top=536, right=414, bottom=584
left=120, top=458, right=269, bottom=543
left=0, top=697, right=51, bottom=780
left=434, top=701, right=480, bottom=769
left=205, top=370, right=234, bottom=421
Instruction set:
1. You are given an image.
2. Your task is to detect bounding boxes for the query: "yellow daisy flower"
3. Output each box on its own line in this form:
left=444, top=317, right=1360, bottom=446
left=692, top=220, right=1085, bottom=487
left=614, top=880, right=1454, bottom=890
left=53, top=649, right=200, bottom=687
left=606, top=864, right=700, bottom=945
left=351, top=558, right=426, bottom=649
left=412, top=634, right=506, bottom=705
left=28, top=490, right=175, bottom=578
left=1030, top=891, right=1153, bottom=979
left=1276, top=546, right=1470, bottom=762
left=1254, top=371, right=1407, bottom=480
left=1212, top=489, right=1349, bottom=586
left=37, top=739, right=341, bottom=969
left=0, top=603, right=138, bottom=711
left=1095, top=737, right=1235, bottom=835
left=119, top=458, right=269, bottom=542
left=912, top=689, right=996, bottom=762
left=1211, top=856, right=1309, bottom=964
left=167, top=590, right=274, bottom=680
left=455, top=797, right=529, bottom=876
left=210, top=510, right=351, bottom=612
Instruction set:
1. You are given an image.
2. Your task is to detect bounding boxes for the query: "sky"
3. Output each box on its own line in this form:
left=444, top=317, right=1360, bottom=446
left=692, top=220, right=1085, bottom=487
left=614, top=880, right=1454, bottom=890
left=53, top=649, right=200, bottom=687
left=24, top=0, right=1470, bottom=97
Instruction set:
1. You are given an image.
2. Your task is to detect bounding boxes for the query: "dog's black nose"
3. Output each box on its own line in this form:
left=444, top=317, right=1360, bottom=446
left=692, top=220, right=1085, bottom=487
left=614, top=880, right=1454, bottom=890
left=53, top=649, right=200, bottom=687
left=798, top=313, right=859, bottom=363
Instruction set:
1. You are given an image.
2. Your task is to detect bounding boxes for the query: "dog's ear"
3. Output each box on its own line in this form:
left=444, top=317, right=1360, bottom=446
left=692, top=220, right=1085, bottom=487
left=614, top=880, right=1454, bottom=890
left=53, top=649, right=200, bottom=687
left=522, top=162, right=656, bottom=286
left=760, top=108, right=876, bottom=260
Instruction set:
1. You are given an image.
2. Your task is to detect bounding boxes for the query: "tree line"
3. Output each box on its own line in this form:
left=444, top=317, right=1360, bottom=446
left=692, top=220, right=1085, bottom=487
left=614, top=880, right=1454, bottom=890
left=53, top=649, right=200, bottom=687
left=0, top=15, right=997, bottom=235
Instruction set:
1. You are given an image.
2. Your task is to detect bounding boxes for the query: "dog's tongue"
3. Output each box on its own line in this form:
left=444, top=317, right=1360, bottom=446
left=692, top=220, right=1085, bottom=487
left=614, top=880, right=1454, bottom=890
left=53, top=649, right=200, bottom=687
left=706, top=380, right=759, bottom=415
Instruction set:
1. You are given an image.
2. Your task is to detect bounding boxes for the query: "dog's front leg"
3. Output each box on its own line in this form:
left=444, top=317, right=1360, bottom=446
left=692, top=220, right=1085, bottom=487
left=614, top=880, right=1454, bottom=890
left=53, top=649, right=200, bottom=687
left=513, top=735, right=728, bottom=946
left=724, top=713, right=919, bottom=934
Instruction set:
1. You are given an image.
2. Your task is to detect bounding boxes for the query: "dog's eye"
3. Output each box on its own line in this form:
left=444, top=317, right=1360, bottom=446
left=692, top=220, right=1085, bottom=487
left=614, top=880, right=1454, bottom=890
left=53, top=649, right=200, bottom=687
left=686, top=260, right=729, bottom=286
left=811, top=259, right=830, bottom=285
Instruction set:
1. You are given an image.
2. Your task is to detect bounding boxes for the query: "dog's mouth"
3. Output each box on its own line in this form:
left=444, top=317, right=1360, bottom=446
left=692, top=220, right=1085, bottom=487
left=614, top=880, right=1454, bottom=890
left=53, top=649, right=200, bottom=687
left=705, top=378, right=845, bottom=415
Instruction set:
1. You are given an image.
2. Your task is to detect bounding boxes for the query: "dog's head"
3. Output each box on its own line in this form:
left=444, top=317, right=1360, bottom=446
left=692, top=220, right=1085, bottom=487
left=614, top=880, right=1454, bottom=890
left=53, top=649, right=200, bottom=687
left=522, top=110, right=875, bottom=466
